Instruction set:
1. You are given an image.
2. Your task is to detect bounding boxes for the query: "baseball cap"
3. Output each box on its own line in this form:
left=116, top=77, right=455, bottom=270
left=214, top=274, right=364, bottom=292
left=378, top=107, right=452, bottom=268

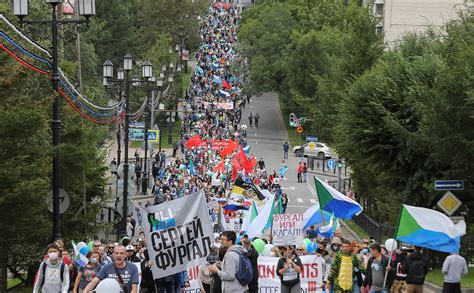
left=126, top=245, right=134, bottom=251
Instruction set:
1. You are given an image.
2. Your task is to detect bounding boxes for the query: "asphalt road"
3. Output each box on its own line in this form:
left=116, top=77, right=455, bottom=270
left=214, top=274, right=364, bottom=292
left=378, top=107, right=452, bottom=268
left=242, top=92, right=337, bottom=213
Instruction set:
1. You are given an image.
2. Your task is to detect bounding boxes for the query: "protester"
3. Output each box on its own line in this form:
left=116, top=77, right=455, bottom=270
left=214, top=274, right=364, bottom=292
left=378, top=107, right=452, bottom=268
left=297, top=162, right=303, bottom=183
left=243, top=239, right=259, bottom=293
left=283, top=142, right=289, bottom=159
left=208, top=230, right=248, bottom=292
left=198, top=260, right=212, bottom=293
left=125, top=245, right=141, bottom=262
left=140, top=249, right=156, bottom=293
left=403, top=246, right=429, bottom=293
left=254, top=113, right=260, bottom=128
left=33, top=243, right=70, bottom=293
left=364, top=243, right=393, bottom=293
left=73, top=250, right=102, bottom=293
left=442, top=252, right=468, bottom=293
left=326, top=239, right=365, bottom=293
left=83, top=245, right=139, bottom=293
left=277, top=245, right=304, bottom=293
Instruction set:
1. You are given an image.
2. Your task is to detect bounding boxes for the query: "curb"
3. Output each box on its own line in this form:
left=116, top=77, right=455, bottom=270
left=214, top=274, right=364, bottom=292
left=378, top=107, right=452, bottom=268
left=425, top=281, right=474, bottom=293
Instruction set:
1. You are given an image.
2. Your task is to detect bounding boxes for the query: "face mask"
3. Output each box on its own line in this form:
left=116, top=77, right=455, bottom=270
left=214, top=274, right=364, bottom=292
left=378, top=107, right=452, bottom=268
left=48, top=252, right=59, bottom=260
left=90, top=258, right=98, bottom=264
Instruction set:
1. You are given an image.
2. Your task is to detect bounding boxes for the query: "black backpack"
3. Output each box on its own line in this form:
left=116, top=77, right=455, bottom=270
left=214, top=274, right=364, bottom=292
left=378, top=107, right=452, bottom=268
left=40, top=261, right=65, bottom=288
left=409, top=259, right=427, bottom=284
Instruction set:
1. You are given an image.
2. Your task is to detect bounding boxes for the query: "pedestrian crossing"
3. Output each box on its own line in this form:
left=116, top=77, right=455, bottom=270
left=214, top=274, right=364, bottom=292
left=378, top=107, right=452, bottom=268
left=289, top=197, right=317, bottom=206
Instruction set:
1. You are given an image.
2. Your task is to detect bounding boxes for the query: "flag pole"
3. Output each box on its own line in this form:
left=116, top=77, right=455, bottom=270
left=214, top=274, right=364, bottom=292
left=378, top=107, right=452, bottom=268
left=313, top=176, right=326, bottom=226
left=383, top=204, right=403, bottom=288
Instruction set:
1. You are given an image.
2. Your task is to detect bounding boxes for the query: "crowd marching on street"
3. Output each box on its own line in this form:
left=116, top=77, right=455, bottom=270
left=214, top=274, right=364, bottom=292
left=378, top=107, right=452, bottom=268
left=32, top=1, right=469, bottom=293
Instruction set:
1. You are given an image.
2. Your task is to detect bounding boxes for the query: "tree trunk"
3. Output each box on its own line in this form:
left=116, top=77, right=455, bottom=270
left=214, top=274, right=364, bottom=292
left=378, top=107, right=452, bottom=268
left=0, top=253, right=7, bottom=293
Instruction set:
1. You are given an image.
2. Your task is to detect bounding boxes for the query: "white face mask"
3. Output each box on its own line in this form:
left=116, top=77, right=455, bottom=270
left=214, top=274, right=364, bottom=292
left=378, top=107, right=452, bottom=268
left=48, top=252, right=59, bottom=260
left=90, top=258, right=98, bottom=264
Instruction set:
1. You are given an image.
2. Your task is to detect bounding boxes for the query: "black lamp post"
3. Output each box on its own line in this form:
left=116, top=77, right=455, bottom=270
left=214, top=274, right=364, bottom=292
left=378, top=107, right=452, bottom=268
left=13, top=0, right=96, bottom=241
left=103, top=55, right=153, bottom=237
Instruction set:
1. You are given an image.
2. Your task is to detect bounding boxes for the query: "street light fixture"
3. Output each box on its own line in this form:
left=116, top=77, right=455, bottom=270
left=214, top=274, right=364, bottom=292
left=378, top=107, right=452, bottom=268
left=13, top=0, right=28, bottom=16
left=142, top=60, right=153, bottom=79
left=157, top=79, right=163, bottom=87
left=175, top=44, right=180, bottom=52
left=169, top=62, right=174, bottom=69
left=78, top=0, right=96, bottom=17
left=162, top=65, right=167, bottom=72
left=117, top=66, right=125, bottom=81
left=160, top=71, right=165, bottom=79
left=12, top=0, right=95, bottom=241
left=132, top=74, right=140, bottom=87
left=168, top=75, right=174, bottom=83
left=102, top=60, right=114, bottom=78
left=123, top=53, right=133, bottom=71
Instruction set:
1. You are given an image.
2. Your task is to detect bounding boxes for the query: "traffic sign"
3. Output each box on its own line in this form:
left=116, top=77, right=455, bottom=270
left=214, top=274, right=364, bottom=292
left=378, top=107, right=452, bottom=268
left=435, top=180, right=464, bottom=190
left=46, top=189, right=70, bottom=214
left=296, top=126, right=304, bottom=134
left=147, top=129, right=159, bottom=143
left=327, top=159, right=335, bottom=169
left=437, top=191, right=462, bottom=216
left=306, top=136, right=318, bottom=142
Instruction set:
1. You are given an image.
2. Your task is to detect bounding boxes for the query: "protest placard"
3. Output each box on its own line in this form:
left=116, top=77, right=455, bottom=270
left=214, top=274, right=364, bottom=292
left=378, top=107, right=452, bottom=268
left=140, top=191, right=214, bottom=279
left=272, top=214, right=305, bottom=246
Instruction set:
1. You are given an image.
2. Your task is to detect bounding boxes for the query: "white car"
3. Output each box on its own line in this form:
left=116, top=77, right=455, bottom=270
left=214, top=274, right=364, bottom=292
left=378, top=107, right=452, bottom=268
left=293, top=142, right=332, bottom=159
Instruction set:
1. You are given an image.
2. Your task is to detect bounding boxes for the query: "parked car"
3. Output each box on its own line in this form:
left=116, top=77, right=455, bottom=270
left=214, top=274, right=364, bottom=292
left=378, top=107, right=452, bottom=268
left=293, top=142, right=332, bottom=159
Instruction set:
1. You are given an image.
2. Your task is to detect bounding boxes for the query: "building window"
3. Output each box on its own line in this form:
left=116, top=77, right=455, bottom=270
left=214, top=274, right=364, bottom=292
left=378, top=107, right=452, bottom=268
left=374, top=3, right=384, bottom=16
left=376, top=26, right=384, bottom=35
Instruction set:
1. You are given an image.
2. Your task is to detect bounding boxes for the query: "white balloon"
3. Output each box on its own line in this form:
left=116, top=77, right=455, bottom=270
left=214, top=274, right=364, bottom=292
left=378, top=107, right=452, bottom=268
left=262, top=244, right=274, bottom=257
left=95, top=278, right=121, bottom=293
left=76, top=242, right=87, bottom=250
left=384, top=238, right=398, bottom=252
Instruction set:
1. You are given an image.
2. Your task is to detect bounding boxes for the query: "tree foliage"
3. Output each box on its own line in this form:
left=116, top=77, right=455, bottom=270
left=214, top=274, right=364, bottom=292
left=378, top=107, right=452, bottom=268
left=238, top=0, right=383, bottom=141
left=336, top=14, right=474, bottom=224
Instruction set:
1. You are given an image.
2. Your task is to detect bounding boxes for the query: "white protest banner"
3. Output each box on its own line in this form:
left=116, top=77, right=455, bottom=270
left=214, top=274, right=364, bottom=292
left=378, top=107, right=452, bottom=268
left=183, top=255, right=324, bottom=293
left=140, top=191, right=215, bottom=279
left=272, top=214, right=305, bottom=246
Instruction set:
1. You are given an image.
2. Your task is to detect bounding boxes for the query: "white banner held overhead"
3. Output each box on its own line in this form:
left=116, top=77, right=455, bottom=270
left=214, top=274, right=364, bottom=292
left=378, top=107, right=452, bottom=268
left=140, top=191, right=215, bottom=279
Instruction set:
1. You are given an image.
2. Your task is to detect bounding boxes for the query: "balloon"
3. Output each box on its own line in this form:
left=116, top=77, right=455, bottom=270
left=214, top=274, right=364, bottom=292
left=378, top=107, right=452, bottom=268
left=252, top=239, right=265, bottom=254
left=262, top=244, right=274, bottom=256
left=384, top=238, right=398, bottom=252
left=76, top=242, right=87, bottom=250
left=87, top=241, right=94, bottom=250
left=179, top=164, right=185, bottom=170
left=236, top=234, right=241, bottom=244
left=307, top=242, right=317, bottom=253
left=303, top=238, right=311, bottom=247
left=95, top=278, right=121, bottom=293
left=79, top=246, right=90, bottom=256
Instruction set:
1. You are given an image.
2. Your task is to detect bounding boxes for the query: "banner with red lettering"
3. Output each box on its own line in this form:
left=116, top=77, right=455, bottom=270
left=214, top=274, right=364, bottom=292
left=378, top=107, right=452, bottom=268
left=184, top=255, right=324, bottom=293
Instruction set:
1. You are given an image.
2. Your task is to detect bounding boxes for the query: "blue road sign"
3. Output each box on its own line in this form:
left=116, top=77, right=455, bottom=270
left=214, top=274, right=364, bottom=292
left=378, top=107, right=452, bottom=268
left=147, top=129, right=159, bottom=143
left=327, top=159, right=335, bottom=170
left=306, top=135, right=318, bottom=142
left=435, top=180, right=464, bottom=191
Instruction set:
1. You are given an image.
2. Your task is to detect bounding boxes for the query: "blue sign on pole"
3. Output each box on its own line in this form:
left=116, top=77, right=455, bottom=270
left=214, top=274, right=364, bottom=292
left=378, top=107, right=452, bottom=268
left=435, top=180, right=464, bottom=190
left=327, top=159, right=335, bottom=170
left=306, top=135, right=318, bottom=142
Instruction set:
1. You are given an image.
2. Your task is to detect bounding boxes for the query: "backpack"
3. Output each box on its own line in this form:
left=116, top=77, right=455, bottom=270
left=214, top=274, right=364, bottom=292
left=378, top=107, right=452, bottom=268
left=234, top=251, right=253, bottom=286
left=40, top=261, right=65, bottom=288
left=408, top=259, right=426, bottom=284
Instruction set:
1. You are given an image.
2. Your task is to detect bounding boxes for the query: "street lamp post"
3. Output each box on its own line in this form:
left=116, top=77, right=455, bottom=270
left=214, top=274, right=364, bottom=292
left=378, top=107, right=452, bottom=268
left=103, top=55, right=153, bottom=237
left=167, top=73, right=174, bottom=145
left=141, top=61, right=153, bottom=195
left=13, top=0, right=96, bottom=241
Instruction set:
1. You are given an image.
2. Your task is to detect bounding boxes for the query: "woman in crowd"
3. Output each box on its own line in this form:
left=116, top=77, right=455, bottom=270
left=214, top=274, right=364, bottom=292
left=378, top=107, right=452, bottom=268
left=277, top=246, right=304, bottom=293
left=73, top=250, right=102, bottom=293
